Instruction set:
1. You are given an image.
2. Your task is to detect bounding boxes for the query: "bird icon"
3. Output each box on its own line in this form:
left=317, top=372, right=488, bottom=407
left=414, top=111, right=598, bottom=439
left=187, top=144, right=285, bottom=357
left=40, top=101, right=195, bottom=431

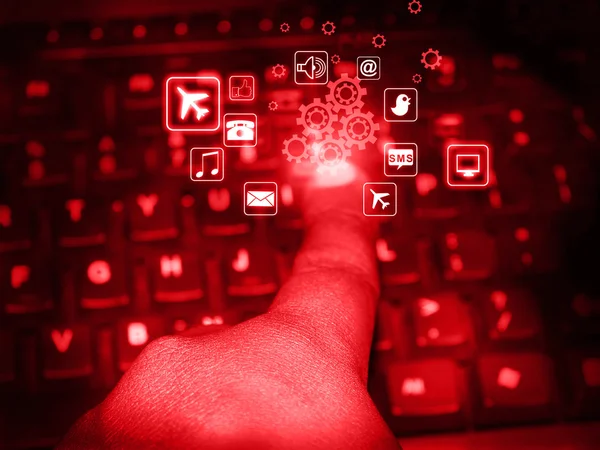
left=391, top=94, right=411, bottom=117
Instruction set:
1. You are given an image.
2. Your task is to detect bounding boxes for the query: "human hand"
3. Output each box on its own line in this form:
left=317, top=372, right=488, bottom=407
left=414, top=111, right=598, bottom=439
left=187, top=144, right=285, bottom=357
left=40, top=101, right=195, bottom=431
left=59, top=167, right=400, bottom=450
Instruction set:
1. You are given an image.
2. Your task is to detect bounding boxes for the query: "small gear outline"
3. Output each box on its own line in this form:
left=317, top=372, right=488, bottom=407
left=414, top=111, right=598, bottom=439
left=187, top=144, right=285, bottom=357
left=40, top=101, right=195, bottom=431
left=297, top=98, right=337, bottom=140
left=372, top=34, right=386, bottom=48
left=280, top=22, right=290, bottom=33
left=421, top=48, right=442, bottom=70
left=282, top=134, right=310, bottom=163
left=325, top=73, right=367, bottom=115
left=412, top=73, right=423, bottom=83
left=408, top=0, right=422, bottom=14
left=339, top=109, right=380, bottom=151
left=322, top=21, right=336, bottom=35
left=331, top=54, right=341, bottom=64
left=310, top=136, right=351, bottom=174
left=272, top=64, right=287, bottom=78
left=268, top=101, right=278, bottom=111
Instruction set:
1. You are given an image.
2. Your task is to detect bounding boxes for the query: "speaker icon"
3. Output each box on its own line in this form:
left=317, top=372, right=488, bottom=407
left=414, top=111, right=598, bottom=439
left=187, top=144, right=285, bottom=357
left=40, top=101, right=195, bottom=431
left=294, top=51, right=329, bottom=85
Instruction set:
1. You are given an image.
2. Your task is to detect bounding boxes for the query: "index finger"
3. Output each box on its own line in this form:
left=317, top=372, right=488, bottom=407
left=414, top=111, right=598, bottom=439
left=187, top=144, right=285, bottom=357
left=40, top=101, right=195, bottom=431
left=268, top=165, right=380, bottom=381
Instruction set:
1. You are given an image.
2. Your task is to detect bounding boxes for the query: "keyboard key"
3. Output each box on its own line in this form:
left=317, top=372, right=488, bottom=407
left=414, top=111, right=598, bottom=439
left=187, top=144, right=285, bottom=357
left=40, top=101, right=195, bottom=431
left=226, top=244, right=278, bottom=297
left=128, top=191, right=179, bottom=242
left=378, top=236, right=420, bottom=286
left=117, top=318, right=165, bottom=371
left=41, top=325, right=93, bottom=379
left=497, top=225, right=560, bottom=275
left=411, top=293, right=472, bottom=348
left=1, top=252, right=53, bottom=314
left=151, top=251, right=204, bottom=303
left=387, top=359, right=461, bottom=416
left=476, top=352, right=553, bottom=423
left=440, top=231, right=497, bottom=280
left=56, top=198, right=108, bottom=247
left=411, top=173, right=460, bottom=219
left=480, top=288, right=541, bottom=341
left=200, top=187, right=250, bottom=237
left=77, top=252, right=129, bottom=309
left=0, top=330, right=15, bottom=383
left=566, top=353, right=600, bottom=418
left=0, top=202, right=32, bottom=252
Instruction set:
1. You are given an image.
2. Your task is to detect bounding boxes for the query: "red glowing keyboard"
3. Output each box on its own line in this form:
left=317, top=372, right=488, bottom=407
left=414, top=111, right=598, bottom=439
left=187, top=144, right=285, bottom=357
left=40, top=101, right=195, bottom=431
left=1, top=2, right=600, bottom=449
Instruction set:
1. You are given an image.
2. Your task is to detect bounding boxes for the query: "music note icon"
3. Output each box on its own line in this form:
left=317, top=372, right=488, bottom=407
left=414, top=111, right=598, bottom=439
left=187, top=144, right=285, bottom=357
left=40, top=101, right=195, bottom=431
left=190, top=148, right=224, bottom=182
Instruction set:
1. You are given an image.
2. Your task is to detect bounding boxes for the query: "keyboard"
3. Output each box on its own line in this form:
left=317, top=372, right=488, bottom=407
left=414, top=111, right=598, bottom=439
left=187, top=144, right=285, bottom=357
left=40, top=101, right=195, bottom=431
left=1, top=2, right=600, bottom=448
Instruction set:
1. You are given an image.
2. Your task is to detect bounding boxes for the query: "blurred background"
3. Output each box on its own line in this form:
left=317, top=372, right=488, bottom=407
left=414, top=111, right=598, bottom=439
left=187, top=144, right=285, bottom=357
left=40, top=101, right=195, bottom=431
left=0, top=1, right=599, bottom=448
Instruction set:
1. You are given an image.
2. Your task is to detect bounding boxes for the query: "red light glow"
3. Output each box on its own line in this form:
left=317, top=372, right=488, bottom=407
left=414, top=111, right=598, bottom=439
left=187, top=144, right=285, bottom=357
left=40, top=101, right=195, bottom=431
left=376, top=238, right=397, bottom=262
left=0, top=205, right=12, bottom=227
left=51, top=329, right=74, bottom=353
left=259, top=18, right=273, bottom=32
left=87, top=260, right=111, bottom=285
left=509, top=109, right=524, bottom=123
left=128, top=322, right=149, bottom=346
left=174, top=22, right=188, bottom=36
left=217, top=20, right=231, bottom=34
left=160, top=255, right=183, bottom=278
left=300, top=17, right=314, bottom=30
left=401, top=377, right=426, bottom=396
left=65, top=199, right=85, bottom=223
left=417, top=298, right=440, bottom=317
left=10, top=265, right=30, bottom=289
left=497, top=367, right=521, bottom=389
left=133, top=25, right=146, bottom=39
left=137, top=194, right=158, bottom=217
left=232, top=248, right=250, bottom=273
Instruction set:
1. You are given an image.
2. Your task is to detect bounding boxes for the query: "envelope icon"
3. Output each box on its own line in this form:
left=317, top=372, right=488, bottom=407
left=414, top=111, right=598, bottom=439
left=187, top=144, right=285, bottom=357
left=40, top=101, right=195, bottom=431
left=246, top=191, right=275, bottom=207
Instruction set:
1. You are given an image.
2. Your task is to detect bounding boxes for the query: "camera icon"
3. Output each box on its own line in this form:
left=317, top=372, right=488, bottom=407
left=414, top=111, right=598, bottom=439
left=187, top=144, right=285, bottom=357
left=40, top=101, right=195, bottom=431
left=357, top=56, right=381, bottom=81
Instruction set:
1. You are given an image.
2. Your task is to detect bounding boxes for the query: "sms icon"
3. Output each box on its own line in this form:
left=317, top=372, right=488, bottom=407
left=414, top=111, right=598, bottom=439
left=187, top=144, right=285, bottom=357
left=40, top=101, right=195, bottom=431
left=384, top=143, right=418, bottom=177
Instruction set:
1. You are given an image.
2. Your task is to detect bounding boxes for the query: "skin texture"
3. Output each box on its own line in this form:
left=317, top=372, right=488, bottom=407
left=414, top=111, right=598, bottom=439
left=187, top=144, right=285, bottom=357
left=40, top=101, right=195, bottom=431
left=58, top=169, right=401, bottom=450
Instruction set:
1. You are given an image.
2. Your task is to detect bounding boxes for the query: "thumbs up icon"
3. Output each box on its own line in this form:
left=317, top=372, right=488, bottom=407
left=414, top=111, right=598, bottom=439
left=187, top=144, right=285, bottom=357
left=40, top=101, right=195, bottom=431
left=229, top=75, right=255, bottom=101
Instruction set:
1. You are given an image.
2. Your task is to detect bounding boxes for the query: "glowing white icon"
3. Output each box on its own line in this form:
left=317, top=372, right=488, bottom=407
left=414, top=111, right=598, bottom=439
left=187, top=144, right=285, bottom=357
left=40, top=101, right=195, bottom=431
left=391, top=94, right=411, bottom=117
left=294, top=51, right=329, bottom=85
left=176, top=87, right=210, bottom=121
left=371, top=190, right=390, bottom=210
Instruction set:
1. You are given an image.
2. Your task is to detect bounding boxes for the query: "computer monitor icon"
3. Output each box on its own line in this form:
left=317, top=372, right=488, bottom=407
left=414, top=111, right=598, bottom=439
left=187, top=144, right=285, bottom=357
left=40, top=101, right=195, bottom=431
left=455, top=154, right=480, bottom=178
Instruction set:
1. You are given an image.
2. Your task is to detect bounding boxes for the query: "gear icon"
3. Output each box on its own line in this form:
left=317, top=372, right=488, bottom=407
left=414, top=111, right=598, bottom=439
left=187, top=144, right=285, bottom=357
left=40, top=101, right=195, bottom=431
left=331, top=54, right=341, bottom=64
left=325, top=73, right=367, bottom=115
left=297, top=98, right=337, bottom=140
left=280, top=22, right=290, bottom=32
left=322, top=21, right=336, bottom=35
left=310, top=136, right=351, bottom=173
left=408, top=0, right=422, bottom=14
left=339, top=109, right=380, bottom=151
left=412, top=73, right=422, bottom=83
left=421, top=48, right=442, bottom=70
left=272, top=64, right=287, bottom=78
left=268, top=101, right=278, bottom=111
left=372, top=34, right=386, bottom=48
left=282, top=134, right=310, bottom=163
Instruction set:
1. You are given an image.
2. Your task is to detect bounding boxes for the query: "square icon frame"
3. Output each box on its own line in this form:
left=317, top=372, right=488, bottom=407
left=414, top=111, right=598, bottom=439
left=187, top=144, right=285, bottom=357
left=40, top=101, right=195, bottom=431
left=384, top=87, right=418, bottom=123
left=244, top=182, right=278, bottom=216
left=165, top=76, right=221, bottom=132
left=363, top=182, right=398, bottom=217
left=384, top=143, right=419, bottom=177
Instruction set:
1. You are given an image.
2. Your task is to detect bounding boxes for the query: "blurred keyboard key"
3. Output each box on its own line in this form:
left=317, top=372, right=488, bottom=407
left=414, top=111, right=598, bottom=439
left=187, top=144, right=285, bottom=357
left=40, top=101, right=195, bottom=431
left=411, top=293, right=472, bottom=348
left=497, top=225, right=560, bottom=275
left=117, top=318, right=165, bottom=371
left=57, top=198, right=108, bottom=247
left=480, top=288, right=541, bottom=341
left=78, top=252, right=129, bottom=309
left=201, top=188, right=250, bottom=237
left=42, top=325, right=93, bottom=379
left=378, top=237, right=420, bottom=286
left=411, top=173, right=460, bottom=220
left=387, top=359, right=461, bottom=416
left=441, top=231, right=497, bottom=280
left=128, top=191, right=179, bottom=242
left=151, top=251, right=204, bottom=303
left=226, top=244, right=278, bottom=297
left=476, top=352, right=554, bottom=424
left=1, top=252, right=53, bottom=314
left=0, top=203, right=32, bottom=252
left=0, top=330, right=15, bottom=383
left=566, top=353, right=600, bottom=418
